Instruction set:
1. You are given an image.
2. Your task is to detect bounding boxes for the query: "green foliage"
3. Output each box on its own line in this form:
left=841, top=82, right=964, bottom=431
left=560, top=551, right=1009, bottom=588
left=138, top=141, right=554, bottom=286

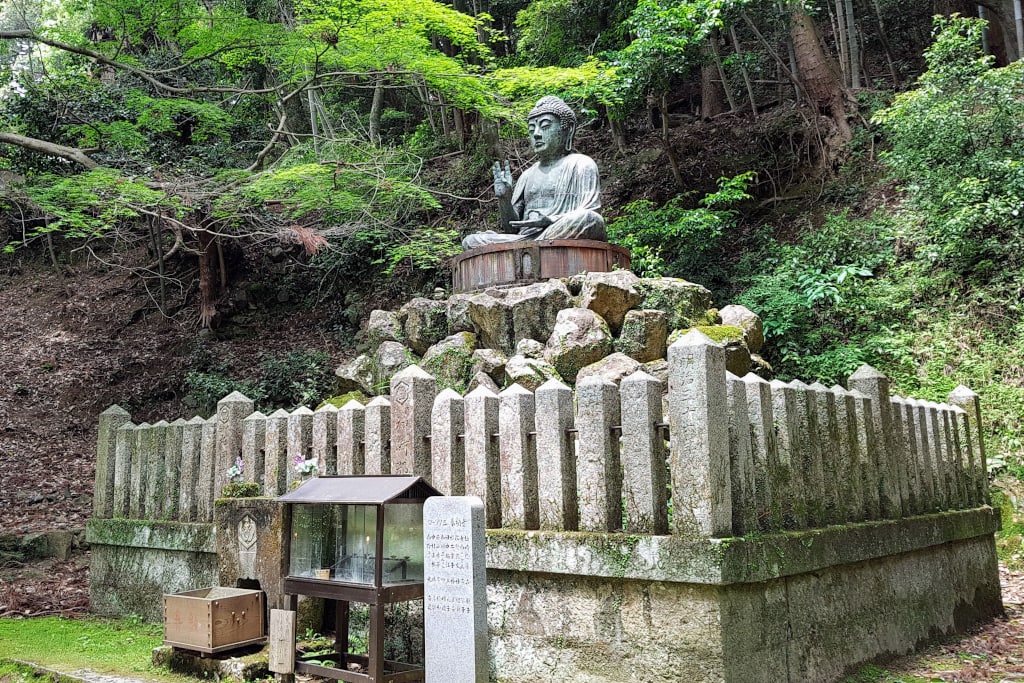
left=221, top=482, right=263, bottom=498
left=513, top=0, right=634, bottom=67
left=4, top=169, right=177, bottom=253
left=607, top=171, right=753, bottom=278
left=871, top=15, right=1024, bottom=281
left=184, top=348, right=334, bottom=415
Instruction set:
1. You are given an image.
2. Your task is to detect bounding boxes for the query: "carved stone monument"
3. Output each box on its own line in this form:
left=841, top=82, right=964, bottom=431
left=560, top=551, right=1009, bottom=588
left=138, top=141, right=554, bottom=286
left=423, top=496, right=487, bottom=683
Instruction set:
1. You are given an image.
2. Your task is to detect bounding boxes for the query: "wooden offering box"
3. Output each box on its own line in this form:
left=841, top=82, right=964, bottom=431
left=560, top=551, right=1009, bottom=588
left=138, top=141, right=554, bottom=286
left=451, top=239, right=631, bottom=292
left=164, top=587, right=265, bottom=654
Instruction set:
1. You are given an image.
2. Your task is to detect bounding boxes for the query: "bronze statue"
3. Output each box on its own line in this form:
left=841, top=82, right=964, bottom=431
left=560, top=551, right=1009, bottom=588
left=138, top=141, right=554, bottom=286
left=461, top=96, right=606, bottom=250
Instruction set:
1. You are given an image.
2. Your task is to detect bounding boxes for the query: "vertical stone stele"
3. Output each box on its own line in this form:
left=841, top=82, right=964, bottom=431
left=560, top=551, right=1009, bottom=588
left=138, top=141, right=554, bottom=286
left=423, top=496, right=487, bottom=683
left=668, top=330, right=731, bottom=539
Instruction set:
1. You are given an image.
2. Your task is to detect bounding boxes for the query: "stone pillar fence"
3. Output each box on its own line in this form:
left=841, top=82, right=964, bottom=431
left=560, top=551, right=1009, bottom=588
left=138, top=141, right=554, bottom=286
left=92, top=330, right=989, bottom=535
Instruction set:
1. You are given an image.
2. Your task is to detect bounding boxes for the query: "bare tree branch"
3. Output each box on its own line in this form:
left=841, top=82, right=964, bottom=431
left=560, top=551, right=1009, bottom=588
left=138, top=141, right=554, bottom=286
left=0, top=132, right=100, bottom=169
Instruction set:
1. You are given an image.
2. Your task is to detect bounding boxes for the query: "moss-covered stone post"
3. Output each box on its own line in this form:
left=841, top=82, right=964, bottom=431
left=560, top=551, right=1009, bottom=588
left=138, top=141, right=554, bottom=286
left=949, top=384, right=987, bottom=505
left=144, top=422, right=167, bottom=519
left=891, top=397, right=923, bottom=515
left=464, top=385, right=500, bottom=528
left=668, top=330, right=731, bottom=539
left=848, top=365, right=904, bottom=518
left=242, top=411, right=267, bottom=488
left=499, top=383, right=537, bottom=529
left=432, top=388, right=465, bottom=496
left=312, top=403, right=338, bottom=475
left=337, top=400, right=365, bottom=475
left=744, top=374, right=781, bottom=531
left=850, top=392, right=881, bottom=519
left=364, top=397, right=390, bottom=474
left=789, top=380, right=825, bottom=526
left=390, top=365, right=436, bottom=478
left=112, top=420, right=136, bottom=519
left=94, top=405, right=131, bottom=519
left=911, top=399, right=937, bottom=512
left=216, top=391, right=254, bottom=498
left=620, top=370, right=667, bottom=534
left=770, top=380, right=803, bottom=528
left=726, top=373, right=757, bottom=535
left=179, top=416, right=204, bottom=521
left=810, top=382, right=841, bottom=525
left=164, top=418, right=185, bottom=519
left=264, top=409, right=289, bottom=496
left=577, top=375, right=621, bottom=533
left=285, top=406, right=314, bottom=489
left=832, top=385, right=864, bottom=522
left=198, top=416, right=217, bottom=521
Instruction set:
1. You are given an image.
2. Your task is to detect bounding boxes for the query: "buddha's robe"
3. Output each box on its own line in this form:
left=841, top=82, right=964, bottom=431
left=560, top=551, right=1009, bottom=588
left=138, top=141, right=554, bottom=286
left=462, top=153, right=606, bottom=250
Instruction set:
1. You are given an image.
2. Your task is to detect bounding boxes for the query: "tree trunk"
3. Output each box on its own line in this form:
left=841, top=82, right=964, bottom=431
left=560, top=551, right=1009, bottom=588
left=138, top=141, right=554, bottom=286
left=729, top=25, right=759, bottom=115
left=368, top=77, right=385, bottom=146
left=844, top=0, right=861, bottom=88
left=198, top=229, right=218, bottom=329
left=833, top=0, right=849, bottom=85
left=788, top=2, right=853, bottom=142
left=701, top=36, right=727, bottom=117
left=658, top=93, right=685, bottom=190
left=609, top=116, right=628, bottom=154
left=870, top=0, right=900, bottom=86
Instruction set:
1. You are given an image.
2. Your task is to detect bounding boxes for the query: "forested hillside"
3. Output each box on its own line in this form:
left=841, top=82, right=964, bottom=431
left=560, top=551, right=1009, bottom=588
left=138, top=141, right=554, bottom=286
left=0, top=0, right=1022, bottom=544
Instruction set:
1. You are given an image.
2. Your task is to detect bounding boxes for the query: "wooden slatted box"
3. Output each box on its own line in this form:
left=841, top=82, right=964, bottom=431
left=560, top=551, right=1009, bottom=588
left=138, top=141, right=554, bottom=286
left=164, top=586, right=265, bottom=654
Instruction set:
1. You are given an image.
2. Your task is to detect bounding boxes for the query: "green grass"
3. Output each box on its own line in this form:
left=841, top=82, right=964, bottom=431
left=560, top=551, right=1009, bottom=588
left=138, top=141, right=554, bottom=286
left=0, top=617, right=190, bottom=682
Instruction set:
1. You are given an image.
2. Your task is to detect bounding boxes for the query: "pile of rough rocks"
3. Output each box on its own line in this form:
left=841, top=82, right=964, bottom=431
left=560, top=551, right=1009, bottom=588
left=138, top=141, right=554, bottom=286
left=335, top=270, right=769, bottom=396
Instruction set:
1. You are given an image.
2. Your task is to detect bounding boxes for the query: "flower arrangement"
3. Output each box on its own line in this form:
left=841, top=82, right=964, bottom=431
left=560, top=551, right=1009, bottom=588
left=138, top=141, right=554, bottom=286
left=226, top=456, right=244, bottom=483
left=294, top=453, right=318, bottom=476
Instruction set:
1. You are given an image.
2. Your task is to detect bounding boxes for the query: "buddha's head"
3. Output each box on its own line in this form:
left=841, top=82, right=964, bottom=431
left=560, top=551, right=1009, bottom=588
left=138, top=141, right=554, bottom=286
left=527, top=96, right=576, bottom=160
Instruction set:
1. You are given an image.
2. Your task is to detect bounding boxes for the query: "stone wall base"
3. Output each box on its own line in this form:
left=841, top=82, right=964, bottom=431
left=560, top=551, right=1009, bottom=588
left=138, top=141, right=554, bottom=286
left=485, top=514, right=1002, bottom=683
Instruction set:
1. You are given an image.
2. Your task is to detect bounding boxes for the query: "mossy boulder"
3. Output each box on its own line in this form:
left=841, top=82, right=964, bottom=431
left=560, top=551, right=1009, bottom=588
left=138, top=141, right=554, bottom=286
left=505, top=354, right=561, bottom=391
left=575, top=352, right=643, bottom=385
left=468, top=280, right=571, bottom=355
left=670, top=325, right=751, bottom=376
left=544, top=307, right=613, bottom=383
left=638, top=277, right=715, bottom=330
left=420, top=332, right=478, bottom=393
left=719, top=304, right=764, bottom=354
left=615, top=309, right=668, bottom=363
left=335, top=354, right=375, bottom=395
left=399, top=297, right=448, bottom=355
left=366, top=309, right=404, bottom=346
left=578, top=270, right=643, bottom=333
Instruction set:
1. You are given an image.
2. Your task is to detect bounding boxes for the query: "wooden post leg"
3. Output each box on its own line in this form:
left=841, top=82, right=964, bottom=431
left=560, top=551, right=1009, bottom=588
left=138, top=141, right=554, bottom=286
left=369, top=601, right=386, bottom=682
left=336, top=600, right=350, bottom=669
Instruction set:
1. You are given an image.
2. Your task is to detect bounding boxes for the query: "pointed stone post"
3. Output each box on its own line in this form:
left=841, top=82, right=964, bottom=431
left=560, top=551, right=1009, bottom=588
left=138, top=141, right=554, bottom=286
left=464, top=385, right=501, bottom=528
left=949, top=385, right=988, bottom=504
left=536, top=378, right=578, bottom=531
left=197, top=417, right=218, bottom=521
left=770, top=380, right=803, bottom=528
left=577, top=376, right=622, bottom=533
left=891, top=397, right=922, bottom=515
left=113, top=421, right=137, bottom=518
left=810, top=382, right=841, bottom=525
left=390, top=365, right=437, bottom=478
left=727, top=373, right=757, bottom=535
left=146, top=421, right=168, bottom=519
left=286, top=406, right=314, bottom=489
left=338, top=400, right=366, bottom=475
left=848, top=365, right=903, bottom=518
left=499, top=384, right=538, bottom=530
left=850, top=391, right=881, bottom=520
left=911, top=399, right=937, bottom=512
left=130, top=423, right=150, bottom=519
left=179, top=416, right=205, bottom=521
left=432, top=389, right=466, bottom=496
left=264, top=409, right=290, bottom=496
left=364, top=397, right=390, bottom=475
left=165, top=418, right=186, bottom=519
left=832, top=385, right=864, bottom=522
left=668, top=330, right=731, bottom=539
left=242, top=412, right=268, bottom=487
left=744, top=374, right=781, bottom=531
left=621, top=371, right=668, bottom=535
left=789, top=380, right=825, bottom=527
left=312, top=403, right=338, bottom=475
left=216, top=391, right=255, bottom=499
left=94, top=405, right=131, bottom=519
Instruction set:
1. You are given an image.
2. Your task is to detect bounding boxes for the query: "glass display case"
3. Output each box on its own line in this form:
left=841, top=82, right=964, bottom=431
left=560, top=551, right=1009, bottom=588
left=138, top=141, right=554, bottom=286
left=276, top=475, right=440, bottom=683
left=287, top=502, right=425, bottom=585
